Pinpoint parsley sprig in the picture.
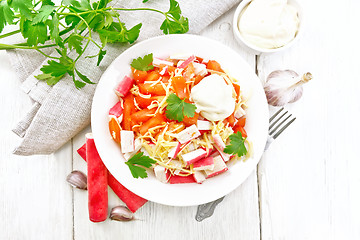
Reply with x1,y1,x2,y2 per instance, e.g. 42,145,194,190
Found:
165,93,196,122
224,132,248,157
125,152,157,179
0,0,189,89
131,53,154,71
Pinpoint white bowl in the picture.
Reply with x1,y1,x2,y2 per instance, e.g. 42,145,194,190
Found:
91,34,269,206
232,0,303,54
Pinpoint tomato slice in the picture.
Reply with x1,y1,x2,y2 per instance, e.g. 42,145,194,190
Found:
139,113,166,135
233,117,247,137
172,76,188,99
121,93,136,130
139,83,166,95
108,116,121,143
206,60,224,73
146,71,161,82
131,108,156,124
131,67,148,84
182,112,199,127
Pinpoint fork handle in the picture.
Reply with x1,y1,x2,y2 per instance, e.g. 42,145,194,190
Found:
195,196,225,221
264,137,273,151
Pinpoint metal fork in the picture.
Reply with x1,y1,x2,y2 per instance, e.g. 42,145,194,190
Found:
195,107,296,222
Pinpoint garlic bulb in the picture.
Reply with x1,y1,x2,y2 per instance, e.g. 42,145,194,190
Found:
66,170,87,190
264,70,313,106
109,206,135,221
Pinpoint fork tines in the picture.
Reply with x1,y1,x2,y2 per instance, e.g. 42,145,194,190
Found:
268,107,296,139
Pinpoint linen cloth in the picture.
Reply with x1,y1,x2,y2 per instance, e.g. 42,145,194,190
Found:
8,0,241,155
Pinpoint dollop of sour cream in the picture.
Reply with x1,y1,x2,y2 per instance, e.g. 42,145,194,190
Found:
190,74,235,121
238,0,299,49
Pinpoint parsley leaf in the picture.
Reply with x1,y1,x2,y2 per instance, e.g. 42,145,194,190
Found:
160,16,188,34
92,0,110,9
32,5,56,24
125,152,157,179
0,1,15,33
40,60,70,77
223,132,248,157
168,0,181,19
97,49,106,66
160,0,188,34
35,73,62,86
125,23,142,43
165,93,196,122
41,0,55,6
130,53,154,71
75,68,95,84
67,34,83,54
97,22,141,44
103,12,113,28
20,19,48,46
49,13,63,47
9,0,33,19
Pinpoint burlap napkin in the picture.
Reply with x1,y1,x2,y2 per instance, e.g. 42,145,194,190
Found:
9,0,241,155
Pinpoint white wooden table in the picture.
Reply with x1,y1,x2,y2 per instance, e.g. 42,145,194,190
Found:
1,0,360,239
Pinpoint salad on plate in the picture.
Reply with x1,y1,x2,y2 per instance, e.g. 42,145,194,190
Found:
108,53,252,184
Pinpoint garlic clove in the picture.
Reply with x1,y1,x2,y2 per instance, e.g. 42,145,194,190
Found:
66,170,87,190
110,206,135,222
264,70,312,106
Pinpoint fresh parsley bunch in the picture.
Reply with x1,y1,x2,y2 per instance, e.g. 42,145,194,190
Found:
0,0,189,88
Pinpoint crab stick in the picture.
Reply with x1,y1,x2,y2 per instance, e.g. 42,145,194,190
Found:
197,120,212,131
86,133,108,222
214,145,232,162
213,134,226,151
193,171,207,184
193,156,214,171
109,101,124,122
193,62,208,76
234,106,246,119
176,124,201,144
114,76,134,97
153,165,169,183
181,148,207,166
168,142,182,159
120,130,135,153
152,57,174,67
123,138,142,160
205,155,228,178
169,174,196,184
77,143,147,213
178,55,196,69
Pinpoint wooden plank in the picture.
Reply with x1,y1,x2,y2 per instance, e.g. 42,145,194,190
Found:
0,51,73,239
72,7,260,240
257,0,360,239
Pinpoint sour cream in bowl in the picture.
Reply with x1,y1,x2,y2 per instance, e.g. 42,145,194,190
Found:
232,0,303,54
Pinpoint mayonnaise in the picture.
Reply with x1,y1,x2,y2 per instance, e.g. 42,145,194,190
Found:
238,0,299,49
190,74,235,121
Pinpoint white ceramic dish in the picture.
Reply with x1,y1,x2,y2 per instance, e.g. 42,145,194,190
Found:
232,0,303,54
91,34,268,206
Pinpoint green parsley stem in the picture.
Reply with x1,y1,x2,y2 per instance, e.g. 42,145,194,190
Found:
86,37,102,49
111,7,165,15
73,14,92,62
0,30,21,40
34,48,59,60
0,43,56,50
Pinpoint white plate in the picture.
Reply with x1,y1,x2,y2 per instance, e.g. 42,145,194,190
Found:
91,34,268,206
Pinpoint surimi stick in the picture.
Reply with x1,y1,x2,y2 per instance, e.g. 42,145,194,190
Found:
86,133,108,222
77,143,147,213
